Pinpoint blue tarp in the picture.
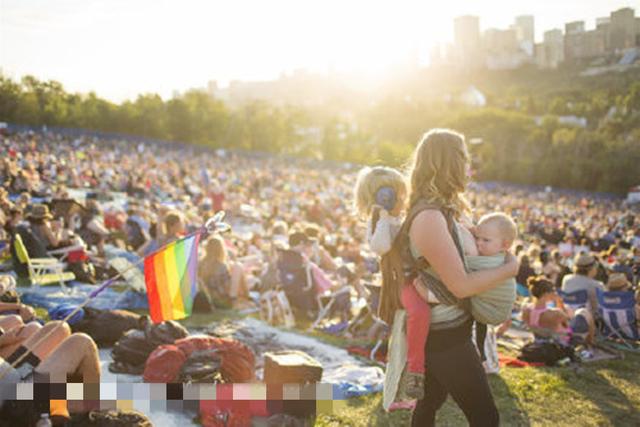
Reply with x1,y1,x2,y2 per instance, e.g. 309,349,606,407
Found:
20,282,148,312
332,381,383,399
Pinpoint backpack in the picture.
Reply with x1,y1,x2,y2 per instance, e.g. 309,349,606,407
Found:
109,319,189,374
518,340,576,366
377,200,462,325
175,336,256,383
180,348,223,383
142,344,187,383
72,307,142,347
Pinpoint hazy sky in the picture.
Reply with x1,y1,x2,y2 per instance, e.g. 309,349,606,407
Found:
2,0,639,102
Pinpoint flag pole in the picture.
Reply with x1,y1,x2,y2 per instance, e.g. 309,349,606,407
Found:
0,212,230,380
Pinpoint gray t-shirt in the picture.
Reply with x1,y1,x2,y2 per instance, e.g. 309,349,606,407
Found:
561,273,605,312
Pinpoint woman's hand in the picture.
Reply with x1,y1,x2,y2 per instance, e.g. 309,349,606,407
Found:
504,252,519,277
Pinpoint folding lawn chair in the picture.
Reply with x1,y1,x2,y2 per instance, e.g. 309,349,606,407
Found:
346,282,388,360
13,233,76,287
276,249,317,318
311,286,351,330
595,289,640,351
259,289,295,328
558,289,589,311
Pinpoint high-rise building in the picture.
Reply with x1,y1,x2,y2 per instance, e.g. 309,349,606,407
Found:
454,15,482,67
610,7,636,50
537,29,564,68
596,17,612,50
564,21,586,60
484,28,524,69
514,15,535,43
514,15,535,56
565,21,585,35
584,29,607,58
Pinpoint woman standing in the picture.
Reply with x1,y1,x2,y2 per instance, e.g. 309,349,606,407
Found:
404,129,518,426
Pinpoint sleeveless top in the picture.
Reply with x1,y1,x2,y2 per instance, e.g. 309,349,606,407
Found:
402,200,471,330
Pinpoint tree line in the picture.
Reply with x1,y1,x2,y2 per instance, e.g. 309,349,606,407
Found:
1,70,639,194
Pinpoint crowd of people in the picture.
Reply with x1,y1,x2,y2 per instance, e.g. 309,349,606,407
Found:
0,128,639,425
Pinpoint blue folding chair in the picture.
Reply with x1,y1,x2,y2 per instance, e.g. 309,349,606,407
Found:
558,289,589,311
596,289,640,349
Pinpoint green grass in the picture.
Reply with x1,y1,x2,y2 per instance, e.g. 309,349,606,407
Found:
80,306,636,426
314,351,640,426
178,311,640,426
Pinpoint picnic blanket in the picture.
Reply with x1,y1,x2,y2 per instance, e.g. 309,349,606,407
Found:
204,317,385,395
20,282,148,312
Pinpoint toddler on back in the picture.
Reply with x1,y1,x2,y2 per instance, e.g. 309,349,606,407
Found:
354,166,429,400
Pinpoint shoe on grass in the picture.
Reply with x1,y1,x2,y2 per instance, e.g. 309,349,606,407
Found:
402,371,425,400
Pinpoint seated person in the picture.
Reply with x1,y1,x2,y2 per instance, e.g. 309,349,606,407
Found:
304,224,337,272
138,209,185,256
0,301,36,323
561,253,606,317
1,319,100,423
79,200,110,257
606,272,632,293
198,235,232,308
25,204,73,251
0,275,17,301
278,232,319,319
0,319,100,384
0,314,41,359
522,276,595,346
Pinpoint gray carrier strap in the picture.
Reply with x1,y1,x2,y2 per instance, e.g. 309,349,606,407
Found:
404,199,469,308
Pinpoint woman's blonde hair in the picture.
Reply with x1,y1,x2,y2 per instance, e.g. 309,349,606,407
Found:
204,235,227,263
406,129,470,218
353,166,406,219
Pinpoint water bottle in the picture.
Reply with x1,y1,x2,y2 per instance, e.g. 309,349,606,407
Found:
35,414,52,427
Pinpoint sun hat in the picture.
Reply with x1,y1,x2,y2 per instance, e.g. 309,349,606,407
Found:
606,273,631,292
26,203,53,220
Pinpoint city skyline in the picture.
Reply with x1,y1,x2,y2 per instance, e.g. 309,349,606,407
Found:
2,0,639,103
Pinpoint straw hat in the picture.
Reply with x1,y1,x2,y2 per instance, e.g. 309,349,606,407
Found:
606,273,631,292
26,203,53,220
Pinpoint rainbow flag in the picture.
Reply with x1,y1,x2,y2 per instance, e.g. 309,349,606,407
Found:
144,234,201,323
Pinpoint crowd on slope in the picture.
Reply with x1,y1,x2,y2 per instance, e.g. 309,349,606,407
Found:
0,129,639,424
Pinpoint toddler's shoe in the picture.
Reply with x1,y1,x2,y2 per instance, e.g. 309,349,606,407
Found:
402,371,425,400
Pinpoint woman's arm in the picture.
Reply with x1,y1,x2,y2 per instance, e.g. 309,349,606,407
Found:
522,306,531,326
0,302,35,321
87,218,109,237
42,223,61,248
410,209,517,299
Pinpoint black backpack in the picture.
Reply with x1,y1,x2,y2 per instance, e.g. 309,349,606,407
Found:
518,340,576,366
72,308,142,347
110,319,189,374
